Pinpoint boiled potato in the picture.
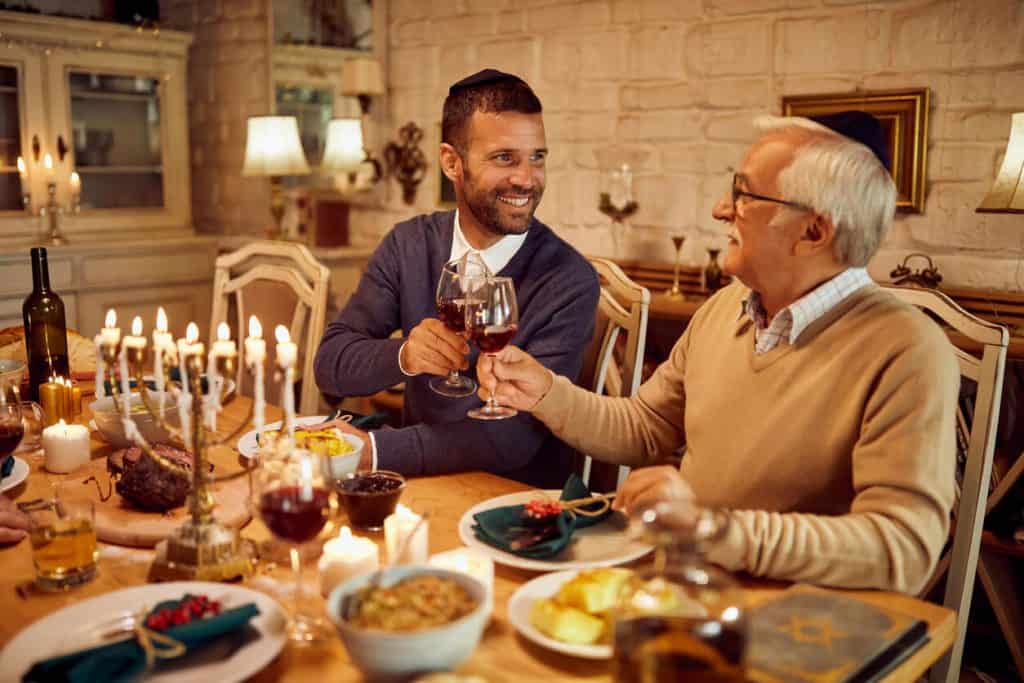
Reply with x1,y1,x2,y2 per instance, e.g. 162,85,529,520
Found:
529,598,605,645
556,568,635,615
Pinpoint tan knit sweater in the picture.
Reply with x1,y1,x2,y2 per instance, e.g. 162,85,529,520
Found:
535,282,959,594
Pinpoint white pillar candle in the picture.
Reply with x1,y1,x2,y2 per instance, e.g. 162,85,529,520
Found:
245,316,266,434
176,322,202,451
318,526,380,597
275,325,297,439
93,335,106,399
118,347,133,426
42,419,90,473
153,307,174,415
384,504,429,565
428,548,495,610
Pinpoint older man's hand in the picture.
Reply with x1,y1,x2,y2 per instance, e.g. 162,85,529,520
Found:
476,345,553,411
611,466,696,516
401,318,470,376
0,495,30,544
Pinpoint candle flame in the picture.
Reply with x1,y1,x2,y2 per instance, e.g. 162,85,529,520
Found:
186,322,199,344
248,316,262,339
156,307,168,333
339,526,352,541
69,171,80,188
105,309,117,328
57,418,66,427
217,322,230,341
131,316,142,336
274,325,290,344
17,157,25,174
43,153,53,170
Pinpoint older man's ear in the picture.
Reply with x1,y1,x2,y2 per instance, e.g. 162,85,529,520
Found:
794,213,837,258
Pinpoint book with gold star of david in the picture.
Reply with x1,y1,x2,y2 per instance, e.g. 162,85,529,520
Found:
748,585,929,683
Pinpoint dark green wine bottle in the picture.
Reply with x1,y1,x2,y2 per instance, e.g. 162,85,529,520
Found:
22,247,70,401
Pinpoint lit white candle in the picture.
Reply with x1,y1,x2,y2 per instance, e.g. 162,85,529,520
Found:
275,325,297,438
176,323,202,451
245,316,266,434
42,153,54,182
69,171,81,195
318,526,380,597
122,316,146,350
153,307,174,415
429,547,494,609
118,346,132,422
384,504,429,565
17,156,27,181
93,335,106,399
212,321,236,358
41,419,90,473
100,309,120,348
204,322,233,431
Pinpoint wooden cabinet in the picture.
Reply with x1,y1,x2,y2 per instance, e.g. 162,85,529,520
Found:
0,11,193,243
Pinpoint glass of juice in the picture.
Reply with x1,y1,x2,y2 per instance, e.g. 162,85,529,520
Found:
27,488,98,591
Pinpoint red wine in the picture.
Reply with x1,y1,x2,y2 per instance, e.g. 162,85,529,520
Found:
22,248,70,401
437,298,467,333
471,324,517,354
259,485,330,543
0,423,24,459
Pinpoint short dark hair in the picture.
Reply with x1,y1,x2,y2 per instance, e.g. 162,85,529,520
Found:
442,78,542,154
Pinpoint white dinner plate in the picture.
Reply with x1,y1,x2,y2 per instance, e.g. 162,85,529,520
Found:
0,581,287,682
236,415,331,459
0,456,28,493
508,569,612,659
457,490,652,572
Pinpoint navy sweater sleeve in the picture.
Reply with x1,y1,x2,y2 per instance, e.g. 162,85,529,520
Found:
314,229,407,397
374,266,599,477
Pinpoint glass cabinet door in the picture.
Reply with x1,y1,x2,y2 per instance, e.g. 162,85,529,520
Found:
68,71,164,209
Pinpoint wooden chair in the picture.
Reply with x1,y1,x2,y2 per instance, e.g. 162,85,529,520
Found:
578,257,651,491
883,285,1009,683
210,240,330,416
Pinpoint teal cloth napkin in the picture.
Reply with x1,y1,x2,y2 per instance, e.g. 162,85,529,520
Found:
472,474,612,559
1,454,13,479
22,598,260,683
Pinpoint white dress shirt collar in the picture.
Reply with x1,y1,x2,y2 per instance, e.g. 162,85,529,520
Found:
449,209,528,275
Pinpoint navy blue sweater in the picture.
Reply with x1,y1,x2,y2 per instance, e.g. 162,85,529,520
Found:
314,211,599,488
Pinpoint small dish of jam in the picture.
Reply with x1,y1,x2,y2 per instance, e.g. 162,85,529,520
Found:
337,470,406,530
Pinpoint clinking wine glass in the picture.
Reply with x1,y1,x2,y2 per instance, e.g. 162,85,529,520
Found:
0,381,24,469
255,448,335,643
430,253,490,398
466,276,519,420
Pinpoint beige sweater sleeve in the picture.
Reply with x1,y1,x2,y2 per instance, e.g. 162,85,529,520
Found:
533,324,692,467
706,338,959,595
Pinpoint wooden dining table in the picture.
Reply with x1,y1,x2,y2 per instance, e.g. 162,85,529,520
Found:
0,395,955,682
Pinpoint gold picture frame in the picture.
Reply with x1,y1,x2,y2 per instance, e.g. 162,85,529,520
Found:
782,88,929,213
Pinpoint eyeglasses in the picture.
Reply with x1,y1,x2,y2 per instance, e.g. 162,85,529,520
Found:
731,173,813,216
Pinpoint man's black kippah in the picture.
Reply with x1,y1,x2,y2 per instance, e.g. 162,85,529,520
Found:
448,68,526,96
810,110,891,170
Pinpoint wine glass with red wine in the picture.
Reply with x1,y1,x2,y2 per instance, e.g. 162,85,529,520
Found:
255,448,333,643
466,276,519,420
0,382,24,475
429,253,489,398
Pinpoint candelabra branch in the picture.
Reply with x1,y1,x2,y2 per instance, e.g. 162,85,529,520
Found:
134,357,188,449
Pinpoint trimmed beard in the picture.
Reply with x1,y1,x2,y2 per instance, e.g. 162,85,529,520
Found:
461,163,543,237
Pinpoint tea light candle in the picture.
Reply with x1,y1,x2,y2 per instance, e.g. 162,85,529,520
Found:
318,526,380,597
42,419,90,473
384,504,429,565
429,548,494,608
275,325,297,439
245,316,266,434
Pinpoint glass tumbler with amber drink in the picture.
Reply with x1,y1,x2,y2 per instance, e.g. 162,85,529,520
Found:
613,505,747,683
26,486,98,591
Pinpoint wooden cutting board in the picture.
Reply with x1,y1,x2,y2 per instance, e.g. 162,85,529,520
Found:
63,445,252,548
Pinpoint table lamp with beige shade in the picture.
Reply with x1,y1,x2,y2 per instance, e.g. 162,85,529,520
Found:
341,56,385,115
242,116,311,240
977,112,1024,214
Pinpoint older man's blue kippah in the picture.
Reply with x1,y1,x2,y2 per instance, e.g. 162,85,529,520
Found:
448,68,526,96
811,110,891,171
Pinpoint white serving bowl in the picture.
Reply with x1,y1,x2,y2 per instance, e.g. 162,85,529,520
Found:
327,566,491,680
89,392,180,448
322,433,364,480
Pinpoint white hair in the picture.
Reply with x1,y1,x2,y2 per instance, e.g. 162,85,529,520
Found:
753,115,897,267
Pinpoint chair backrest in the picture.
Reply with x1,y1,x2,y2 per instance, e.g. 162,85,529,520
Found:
580,257,651,491
883,285,1008,683
210,240,331,416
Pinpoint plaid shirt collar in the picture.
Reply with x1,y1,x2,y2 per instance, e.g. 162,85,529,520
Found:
743,268,873,354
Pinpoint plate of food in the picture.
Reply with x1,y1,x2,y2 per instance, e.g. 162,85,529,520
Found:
0,456,28,493
236,416,356,460
457,490,652,572
508,568,639,659
0,581,287,682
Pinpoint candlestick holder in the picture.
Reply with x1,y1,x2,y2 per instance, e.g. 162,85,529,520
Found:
38,181,68,246
666,234,686,299
102,339,259,582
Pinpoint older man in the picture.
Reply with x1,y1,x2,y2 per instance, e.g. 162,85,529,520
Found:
479,113,959,594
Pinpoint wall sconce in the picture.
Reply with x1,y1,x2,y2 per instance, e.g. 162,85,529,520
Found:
977,112,1024,213
384,122,427,206
341,57,384,116
241,116,311,240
